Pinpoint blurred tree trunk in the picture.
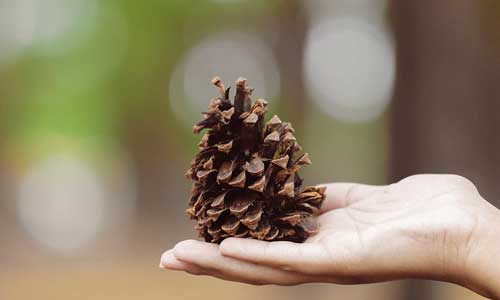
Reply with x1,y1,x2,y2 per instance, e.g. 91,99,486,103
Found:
390,0,500,299
273,0,308,129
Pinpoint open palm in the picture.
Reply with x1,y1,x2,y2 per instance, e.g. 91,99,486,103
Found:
161,174,494,292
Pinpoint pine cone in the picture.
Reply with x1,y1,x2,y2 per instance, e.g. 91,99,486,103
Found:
186,76,326,243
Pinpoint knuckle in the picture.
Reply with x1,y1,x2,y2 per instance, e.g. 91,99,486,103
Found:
385,183,397,193
443,175,477,191
345,184,364,206
277,264,295,272
186,267,204,275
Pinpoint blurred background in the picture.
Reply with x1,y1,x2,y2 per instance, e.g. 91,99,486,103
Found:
1,0,499,299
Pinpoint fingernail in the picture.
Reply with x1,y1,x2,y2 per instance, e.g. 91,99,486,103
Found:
160,250,187,270
159,250,171,269
173,240,197,259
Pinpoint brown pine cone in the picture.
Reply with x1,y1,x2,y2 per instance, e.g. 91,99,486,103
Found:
185,76,326,243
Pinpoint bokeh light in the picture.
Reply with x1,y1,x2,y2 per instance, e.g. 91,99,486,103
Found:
15,142,137,255
0,0,99,64
17,154,106,254
169,31,280,127
303,3,395,123
0,0,36,64
303,0,396,123
32,0,101,57
32,0,89,46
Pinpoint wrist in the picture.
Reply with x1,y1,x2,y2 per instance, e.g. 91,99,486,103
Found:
461,200,500,299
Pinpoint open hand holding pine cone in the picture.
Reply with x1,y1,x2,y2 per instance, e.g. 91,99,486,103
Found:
185,76,326,243
165,80,500,298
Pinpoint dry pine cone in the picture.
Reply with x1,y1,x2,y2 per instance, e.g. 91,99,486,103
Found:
186,76,326,243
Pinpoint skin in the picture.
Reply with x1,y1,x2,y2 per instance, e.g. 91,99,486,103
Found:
160,174,500,299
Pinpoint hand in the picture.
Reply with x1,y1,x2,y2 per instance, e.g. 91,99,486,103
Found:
160,175,500,299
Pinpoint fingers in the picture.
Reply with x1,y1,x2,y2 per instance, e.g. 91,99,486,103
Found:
160,240,316,285
219,238,331,274
319,183,388,213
